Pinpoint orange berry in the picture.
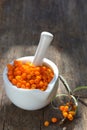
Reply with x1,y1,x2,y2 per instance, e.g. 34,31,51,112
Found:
15,76,21,81
16,82,21,88
27,75,31,80
69,111,76,116
62,111,68,118
8,75,13,81
36,75,41,81
31,84,36,89
34,78,40,84
51,117,58,123
26,82,30,88
64,105,69,112
34,71,40,76
44,121,50,127
29,79,34,84
67,113,73,121
39,81,44,87
7,60,54,91
12,79,17,85
42,66,47,71
59,105,65,111
35,67,40,71
7,64,14,71
15,70,21,75
21,84,26,88
44,82,48,87
22,80,26,85
21,73,27,79
8,70,13,76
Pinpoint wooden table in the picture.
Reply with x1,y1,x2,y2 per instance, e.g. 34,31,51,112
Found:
0,0,87,130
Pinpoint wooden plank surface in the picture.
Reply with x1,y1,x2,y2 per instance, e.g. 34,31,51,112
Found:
0,0,87,130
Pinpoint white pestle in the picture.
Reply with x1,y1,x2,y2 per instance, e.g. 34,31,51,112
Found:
33,31,53,66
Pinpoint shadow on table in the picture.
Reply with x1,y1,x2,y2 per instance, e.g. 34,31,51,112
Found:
0,100,81,130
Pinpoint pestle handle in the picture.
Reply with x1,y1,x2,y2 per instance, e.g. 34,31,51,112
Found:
33,31,53,66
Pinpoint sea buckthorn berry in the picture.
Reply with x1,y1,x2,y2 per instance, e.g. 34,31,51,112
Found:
7,64,14,71
15,70,21,75
42,66,47,71
51,117,58,123
26,82,30,88
27,75,31,80
64,105,69,112
59,105,65,111
7,60,54,90
29,79,35,84
62,111,68,118
67,113,73,121
16,82,21,88
8,75,13,81
44,121,50,127
12,79,17,85
69,111,76,116
31,84,36,89
21,84,26,88
34,71,40,76
36,75,41,81
15,75,21,80
34,78,40,84
39,81,44,87
22,80,26,85
7,70,13,76
35,67,40,71
21,73,27,79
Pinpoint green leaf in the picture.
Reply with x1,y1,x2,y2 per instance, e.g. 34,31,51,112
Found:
73,86,87,93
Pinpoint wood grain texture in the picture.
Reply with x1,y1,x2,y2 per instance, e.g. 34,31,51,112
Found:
0,0,87,130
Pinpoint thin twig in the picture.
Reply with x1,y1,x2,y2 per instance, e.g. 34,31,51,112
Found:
78,98,87,107
59,75,72,95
